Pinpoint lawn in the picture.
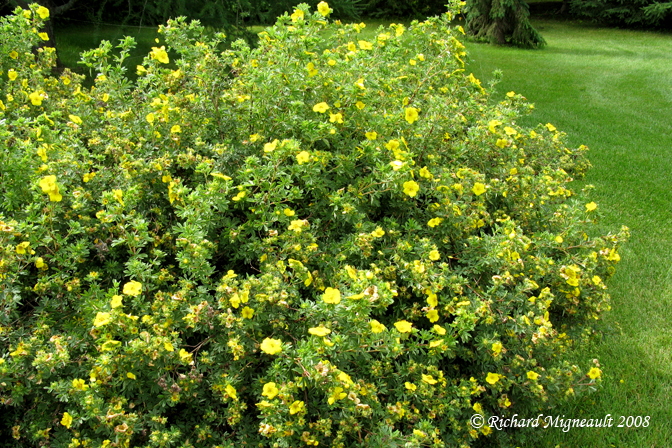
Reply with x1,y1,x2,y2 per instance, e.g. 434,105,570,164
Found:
50,16,672,447
463,19,672,447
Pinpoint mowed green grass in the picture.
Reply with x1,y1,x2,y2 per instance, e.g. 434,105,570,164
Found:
52,17,672,447
464,20,672,447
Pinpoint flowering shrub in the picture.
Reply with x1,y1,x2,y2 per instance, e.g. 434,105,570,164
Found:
0,3,627,448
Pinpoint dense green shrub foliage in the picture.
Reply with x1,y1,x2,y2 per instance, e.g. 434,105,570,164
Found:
361,0,449,19
464,0,546,48
1,2,627,447
570,0,672,28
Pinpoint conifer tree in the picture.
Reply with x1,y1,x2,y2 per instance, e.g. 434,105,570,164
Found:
465,0,546,48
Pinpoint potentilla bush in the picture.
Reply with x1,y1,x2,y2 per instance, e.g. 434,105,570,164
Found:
0,2,628,448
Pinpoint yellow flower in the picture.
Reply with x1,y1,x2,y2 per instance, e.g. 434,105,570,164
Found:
289,400,304,414
37,5,50,19
506,91,515,97
496,138,508,149
288,219,306,232
472,182,486,196
404,107,419,124
15,241,30,254
385,139,399,151
586,202,597,211
429,340,442,348
29,90,45,106
555,235,564,243
371,227,385,238
358,40,372,50
101,340,121,351
9,342,28,357
433,324,446,335
354,78,365,90
317,1,330,16
328,58,336,66
93,312,111,327
229,293,241,308
171,125,181,134
308,326,331,337
151,46,169,64
355,101,365,110
322,287,341,304
123,280,142,296
264,138,278,152
486,372,501,385
545,123,557,132
473,402,482,413
488,120,501,133
409,59,416,66
68,114,82,125
313,102,329,113
113,189,123,205
427,217,443,228
225,384,238,400
38,32,49,41
403,180,419,198
306,62,318,77
365,131,377,140
328,386,347,404
588,367,601,379
329,112,343,124
241,306,254,319
504,126,517,136
405,382,417,391
164,342,174,352
110,295,123,308
136,65,147,75
35,257,46,269
146,113,154,124
394,320,413,333
492,342,502,356
262,382,279,399
422,374,437,385
7,69,17,81
72,378,88,391
429,250,440,261
39,175,62,202
168,181,178,203
370,319,385,333
419,166,432,179
61,412,73,429
291,8,304,22
260,338,282,355
292,150,309,168
179,348,193,363
527,371,539,380
127,372,136,380
390,160,403,171
426,309,439,323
